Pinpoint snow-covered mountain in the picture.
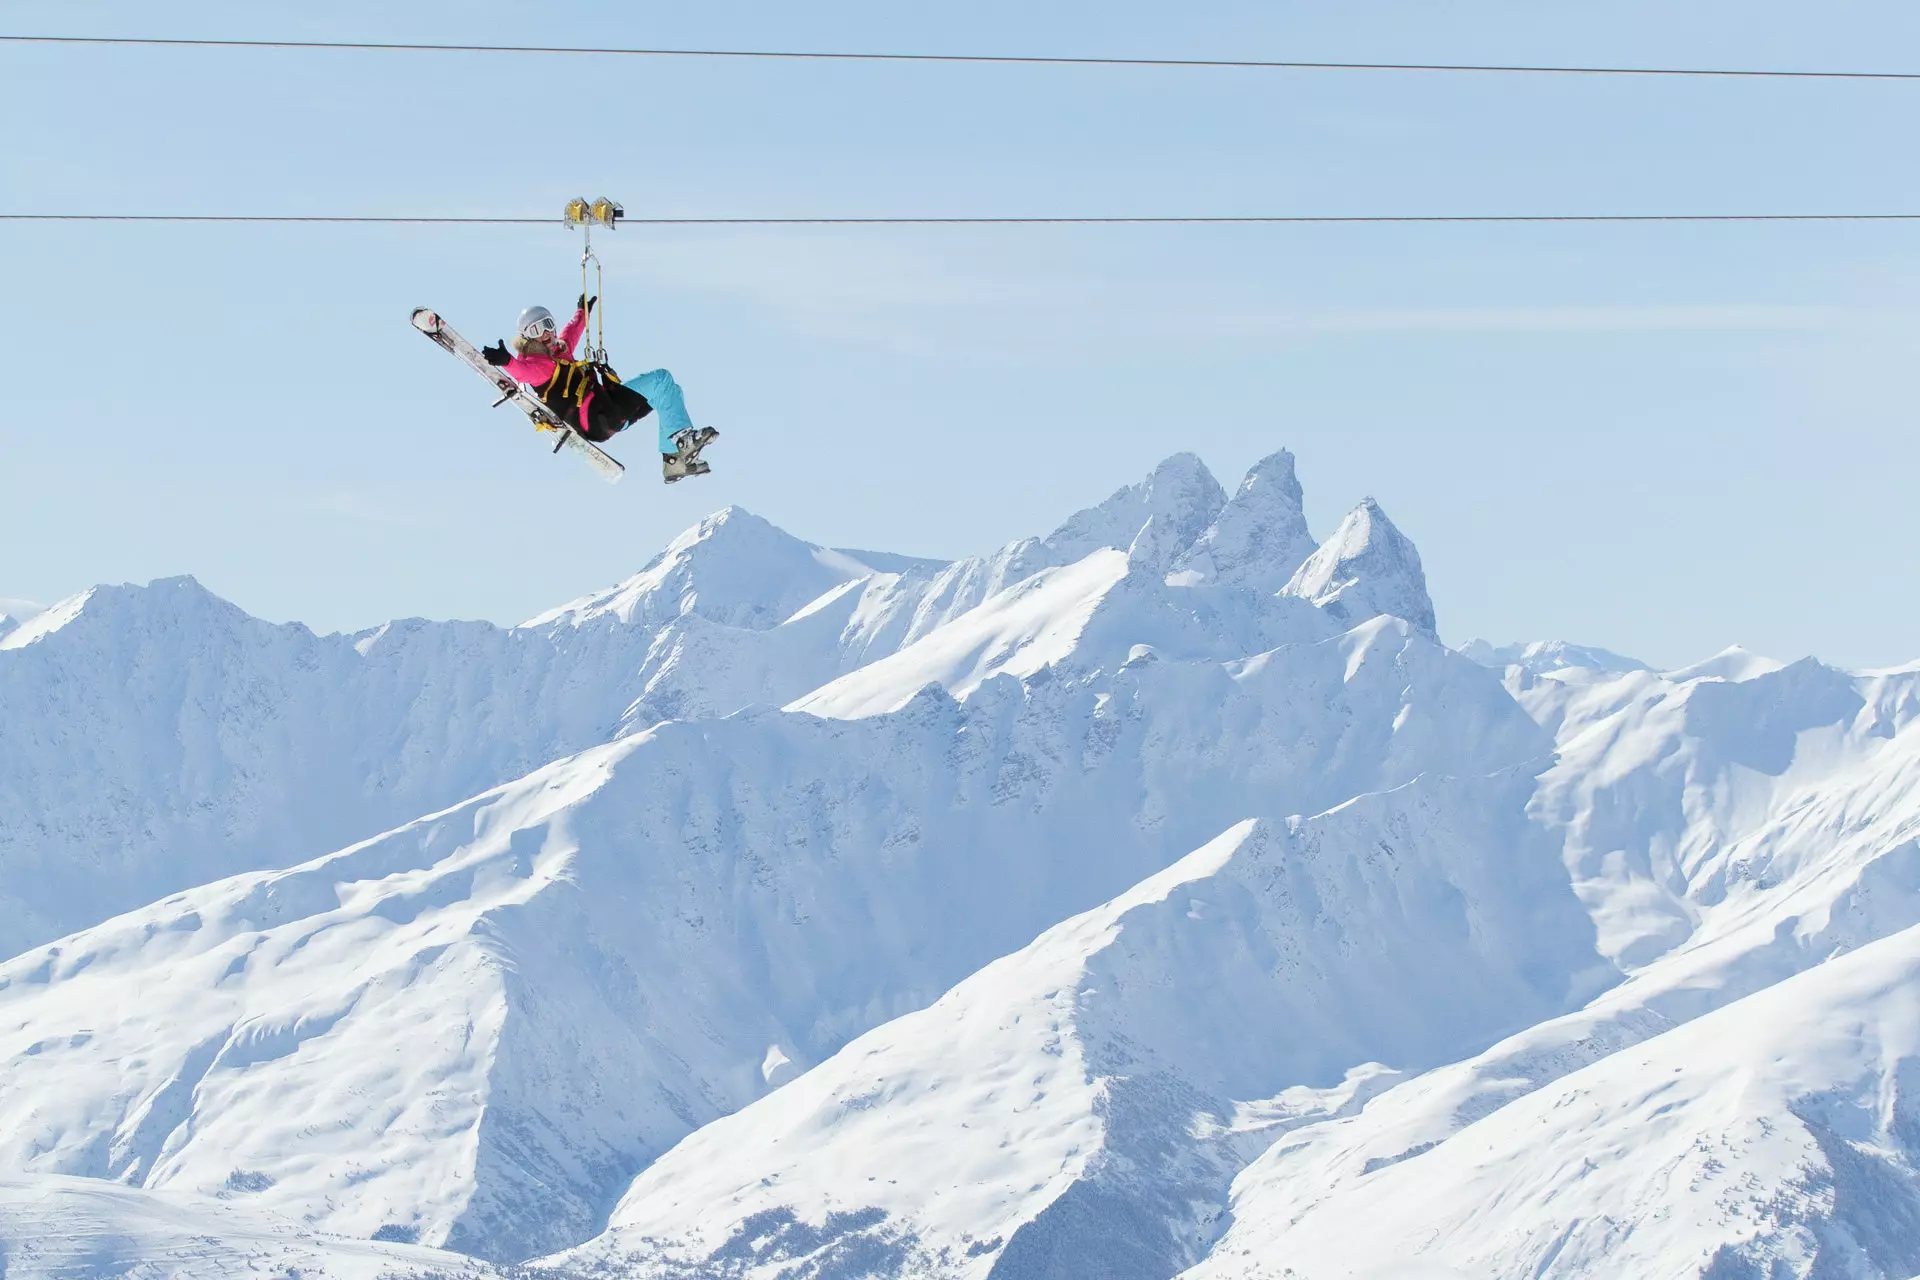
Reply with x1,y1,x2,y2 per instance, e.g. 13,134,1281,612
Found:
1189,918,1920,1279
0,516,904,956
3,448,1917,1279
0,455,1234,958
0,1175,508,1279
1281,496,1436,638
557,778,1605,1280
0,595,42,643
0,611,1537,1260
1456,636,1649,676
1173,649,1920,1280
1168,449,1316,593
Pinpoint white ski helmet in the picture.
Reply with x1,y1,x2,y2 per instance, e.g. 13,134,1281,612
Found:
517,305,557,341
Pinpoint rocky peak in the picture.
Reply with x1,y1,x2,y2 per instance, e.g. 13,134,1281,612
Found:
1042,453,1227,566
1281,498,1437,637
1170,449,1317,593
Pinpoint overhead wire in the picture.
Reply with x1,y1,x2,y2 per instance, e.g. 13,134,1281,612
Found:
8,36,1917,234
4,213,1920,226
4,32,1920,83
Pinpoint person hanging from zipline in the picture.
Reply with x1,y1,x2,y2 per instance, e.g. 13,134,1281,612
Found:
481,295,716,481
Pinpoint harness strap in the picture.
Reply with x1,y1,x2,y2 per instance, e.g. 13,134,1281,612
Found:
538,357,617,409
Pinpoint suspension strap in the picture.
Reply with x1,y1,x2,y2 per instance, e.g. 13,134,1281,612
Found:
563,196,623,365
580,239,594,358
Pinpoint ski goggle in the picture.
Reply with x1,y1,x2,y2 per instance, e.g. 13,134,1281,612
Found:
520,313,558,340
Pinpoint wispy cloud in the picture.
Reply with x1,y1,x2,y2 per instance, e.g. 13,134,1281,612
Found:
1182,303,1845,336
620,231,1089,352
606,230,1866,364
304,491,438,529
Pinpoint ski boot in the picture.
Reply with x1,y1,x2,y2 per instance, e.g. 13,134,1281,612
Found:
661,427,718,483
662,452,712,484
673,426,718,463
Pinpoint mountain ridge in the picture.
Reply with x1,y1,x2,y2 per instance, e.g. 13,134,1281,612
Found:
3,449,1916,1279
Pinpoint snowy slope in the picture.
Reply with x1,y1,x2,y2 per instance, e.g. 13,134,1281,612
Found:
1163,654,1920,1279
0,595,1534,1262
561,647,1920,1280
0,1174,507,1279
791,547,1337,723
0,595,42,643
790,549,1138,718
875,452,1237,649
1517,654,1920,970
557,773,1606,1280
1457,636,1649,676
1187,920,1920,1280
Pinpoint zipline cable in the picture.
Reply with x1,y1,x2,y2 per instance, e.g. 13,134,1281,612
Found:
4,33,1920,83
5,213,1920,226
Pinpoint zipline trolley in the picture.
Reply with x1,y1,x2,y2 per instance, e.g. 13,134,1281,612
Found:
563,197,623,362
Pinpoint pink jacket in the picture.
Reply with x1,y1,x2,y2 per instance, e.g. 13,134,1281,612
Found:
503,306,588,388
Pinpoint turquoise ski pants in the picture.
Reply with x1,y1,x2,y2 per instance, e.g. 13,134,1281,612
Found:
624,368,694,453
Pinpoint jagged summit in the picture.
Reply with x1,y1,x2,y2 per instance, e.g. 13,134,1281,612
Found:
877,452,1232,648
1170,448,1317,593
1282,497,1438,638
1040,451,1227,566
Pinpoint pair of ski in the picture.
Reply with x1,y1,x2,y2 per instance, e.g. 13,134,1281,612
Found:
410,308,716,485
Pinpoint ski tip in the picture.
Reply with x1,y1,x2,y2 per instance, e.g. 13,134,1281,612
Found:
410,308,442,334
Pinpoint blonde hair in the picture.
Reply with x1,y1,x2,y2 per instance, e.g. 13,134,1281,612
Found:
511,333,555,357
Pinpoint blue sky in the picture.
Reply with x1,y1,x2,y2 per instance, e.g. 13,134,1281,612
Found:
4,0,1918,667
